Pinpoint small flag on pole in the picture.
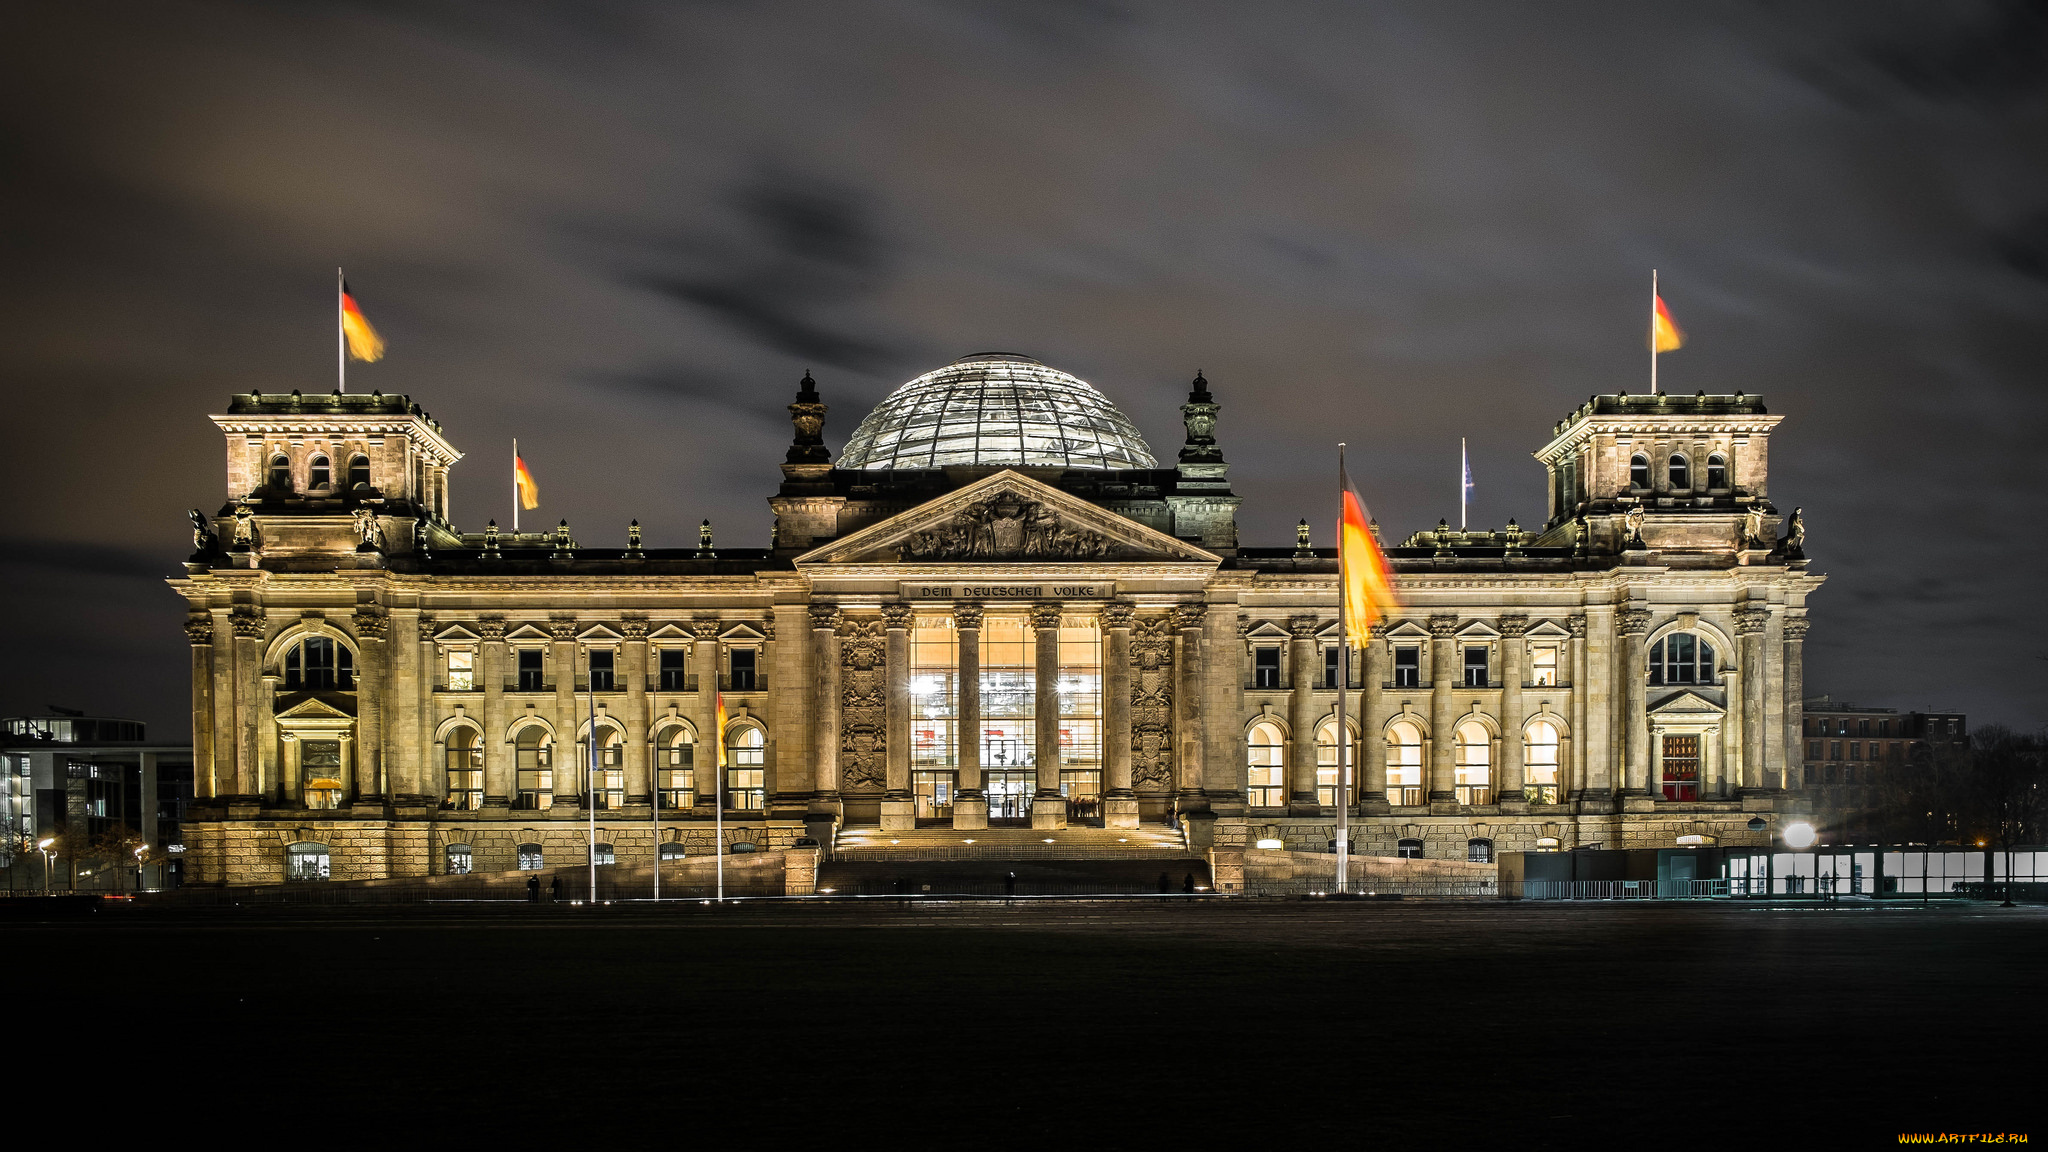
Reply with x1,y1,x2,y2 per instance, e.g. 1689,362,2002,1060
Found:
1651,293,1684,353
340,280,385,362
514,453,540,510
1339,460,1398,648
715,693,728,768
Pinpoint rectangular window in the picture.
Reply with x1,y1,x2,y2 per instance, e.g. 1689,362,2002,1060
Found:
302,740,344,810
981,615,1036,794
1254,646,1281,689
1849,741,1861,760
593,767,624,809
659,649,688,691
1323,645,1340,689
1879,719,1891,737
1829,741,1841,760
446,650,473,691
1808,741,1822,760
730,648,757,691
1529,644,1558,687
588,649,614,692
446,740,482,810
1393,646,1420,688
518,648,544,692
1857,719,1869,737
1660,734,1699,801
1463,646,1488,688
911,616,957,775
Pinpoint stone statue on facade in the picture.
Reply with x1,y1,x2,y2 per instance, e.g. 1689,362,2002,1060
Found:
188,509,218,555
353,506,384,551
901,494,1114,561
1785,507,1805,556
1740,506,1765,550
1624,506,1646,548
230,503,256,550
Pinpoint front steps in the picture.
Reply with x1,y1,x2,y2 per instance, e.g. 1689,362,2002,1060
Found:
821,824,1208,895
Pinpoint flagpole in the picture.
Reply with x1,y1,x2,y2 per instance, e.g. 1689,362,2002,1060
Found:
337,268,346,394
651,744,661,903
715,695,725,903
1335,443,1350,895
512,439,519,534
1460,438,1468,530
586,643,598,904
1651,269,1659,396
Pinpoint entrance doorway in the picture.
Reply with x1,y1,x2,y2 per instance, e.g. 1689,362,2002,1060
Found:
913,770,955,824
1060,769,1102,825
985,769,1034,823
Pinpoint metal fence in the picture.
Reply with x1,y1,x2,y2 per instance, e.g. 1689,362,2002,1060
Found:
137,879,803,905
1236,879,1500,899
1516,879,1730,900
834,845,1195,863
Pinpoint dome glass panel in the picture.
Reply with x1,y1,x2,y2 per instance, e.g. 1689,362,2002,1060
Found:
837,354,1157,471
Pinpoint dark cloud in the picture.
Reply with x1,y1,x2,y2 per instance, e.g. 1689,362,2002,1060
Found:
0,0,2043,730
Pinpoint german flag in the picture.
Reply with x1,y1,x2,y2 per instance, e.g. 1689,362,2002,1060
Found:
1651,293,1684,353
1340,460,1397,648
715,693,728,770
341,280,385,362
514,453,540,510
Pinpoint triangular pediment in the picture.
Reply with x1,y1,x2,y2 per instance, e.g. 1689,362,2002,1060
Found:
647,623,695,641
575,623,624,644
277,696,355,720
503,623,554,642
432,623,481,644
1649,690,1725,716
1525,621,1570,640
795,470,1221,566
1383,620,1431,641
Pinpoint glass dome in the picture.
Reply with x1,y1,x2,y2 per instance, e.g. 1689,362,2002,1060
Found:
837,353,1157,471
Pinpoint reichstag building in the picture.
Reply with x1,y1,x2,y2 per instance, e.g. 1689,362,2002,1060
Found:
170,352,1821,886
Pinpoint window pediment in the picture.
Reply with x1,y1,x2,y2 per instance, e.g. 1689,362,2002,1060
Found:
502,623,554,642
432,623,481,644
1648,690,1725,717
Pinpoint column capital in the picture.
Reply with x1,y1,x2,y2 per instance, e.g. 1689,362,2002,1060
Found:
1497,614,1529,638
1287,614,1319,640
1782,617,1809,642
952,601,985,630
1617,608,1653,637
230,609,266,640
1099,600,1134,629
1173,603,1207,631
352,609,389,641
184,614,213,645
477,615,506,641
882,602,915,630
620,616,648,640
1369,620,1390,641
1427,613,1459,640
690,618,722,641
809,602,841,631
548,616,578,641
1566,614,1588,638
1030,603,1063,633
1735,605,1769,635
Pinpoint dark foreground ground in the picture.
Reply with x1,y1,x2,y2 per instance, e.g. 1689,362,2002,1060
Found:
12,898,2042,1147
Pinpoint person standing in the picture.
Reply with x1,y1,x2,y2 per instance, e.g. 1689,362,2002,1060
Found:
527,874,540,904
549,874,562,904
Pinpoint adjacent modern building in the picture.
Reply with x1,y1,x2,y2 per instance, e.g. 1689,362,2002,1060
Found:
1798,696,1968,841
167,352,1822,888
2,712,194,890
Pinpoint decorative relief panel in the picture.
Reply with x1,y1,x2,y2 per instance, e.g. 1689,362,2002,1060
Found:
1131,615,1175,790
900,494,1117,561
838,617,886,792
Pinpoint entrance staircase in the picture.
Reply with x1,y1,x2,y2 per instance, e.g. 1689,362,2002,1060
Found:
821,825,1210,896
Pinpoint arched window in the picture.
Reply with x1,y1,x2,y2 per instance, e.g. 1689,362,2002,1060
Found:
283,636,354,691
1629,454,1650,490
1648,633,1717,686
1668,454,1690,491
1524,720,1561,804
657,724,696,808
515,727,554,810
725,725,765,810
591,842,616,867
1396,838,1423,860
347,455,371,490
269,455,292,491
445,727,482,810
1467,838,1494,864
585,724,625,809
658,842,686,862
516,843,545,870
445,843,473,875
1706,454,1727,490
1386,720,1423,806
1454,721,1492,805
1246,720,1285,807
285,841,330,881
1315,718,1353,808
309,455,331,489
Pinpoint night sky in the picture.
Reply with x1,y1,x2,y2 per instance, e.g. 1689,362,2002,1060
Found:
3,2,2044,734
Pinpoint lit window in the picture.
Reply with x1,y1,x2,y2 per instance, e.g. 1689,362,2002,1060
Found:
1397,838,1423,859
591,842,616,867
1386,720,1423,806
1246,721,1285,807
1467,839,1493,864
1392,646,1420,688
446,649,473,691
658,725,695,807
658,842,686,862
517,843,545,870
285,841,330,881
1668,454,1690,491
302,740,344,809
309,455,330,489
445,728,482,810
1661,734,1699,800
1314,718,1352,807
515,728,553,809
1629,454,1650,489
1524,720,1560,804
445,844,472,875
1454,721,1492,805
284,636,354,691
586,727,624,808
1529,643,1558,687
725,725,765,810
1648,633,1715,686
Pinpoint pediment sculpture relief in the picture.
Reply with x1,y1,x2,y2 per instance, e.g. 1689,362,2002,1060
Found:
899,493,1116,561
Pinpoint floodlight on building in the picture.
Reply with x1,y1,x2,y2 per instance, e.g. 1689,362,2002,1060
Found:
1255,838,1284,849
37,838,52,849
1042,838,1055,843
1782,822,1817,849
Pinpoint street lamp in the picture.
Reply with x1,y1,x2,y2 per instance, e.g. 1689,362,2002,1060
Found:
36,837,54,895
134,844,148,894
1783,821,1818,900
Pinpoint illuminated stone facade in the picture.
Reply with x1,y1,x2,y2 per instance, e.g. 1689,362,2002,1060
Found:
169,355,1821,887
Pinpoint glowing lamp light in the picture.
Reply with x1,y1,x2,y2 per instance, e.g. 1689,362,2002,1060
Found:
1782,821,1817,849
1254,838,1284,849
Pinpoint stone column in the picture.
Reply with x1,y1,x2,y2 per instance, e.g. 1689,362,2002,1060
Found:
1737,606,1767,793
692,620,721,809
1175,604,1208,805
1197,605,1237,809
622,619,651,806
952,603,988,830
230,611,265,804
1618,608,1652,800
479,618,511,808
1719,661,1742,799
1427,614,1457,806
1030,603,1067,830
880,603,916,830
257,674,280,803
550,618,582,812
1360,624,1388,810
353,611,388,807
1287,615,1320,813
386,607,420,805
1100,601,1137,829
186,614,216,800
1498,615,1528,806
809,604,842,815
1782,616,1808,794
1581,606,1615,802
1567,614,1589,798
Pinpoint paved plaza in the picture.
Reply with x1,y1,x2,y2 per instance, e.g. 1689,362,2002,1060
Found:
16,899,2041,1145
